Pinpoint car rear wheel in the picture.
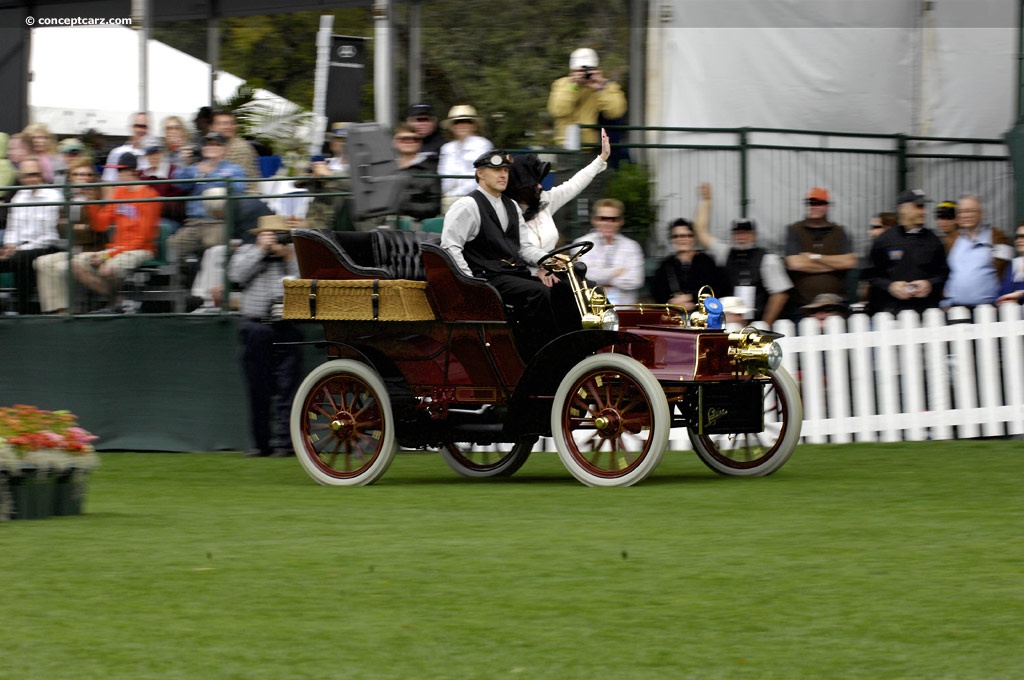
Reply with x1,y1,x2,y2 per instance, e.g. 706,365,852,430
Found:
440,436,538,478
290,359,397,486
688,366,802,476
552,354,669,487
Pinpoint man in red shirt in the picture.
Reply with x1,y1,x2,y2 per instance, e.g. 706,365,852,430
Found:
72,152,161,312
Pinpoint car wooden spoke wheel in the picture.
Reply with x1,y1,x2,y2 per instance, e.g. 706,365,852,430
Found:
290,360,397,486
688,366,802,476
440,436,538,478
552,354,669,486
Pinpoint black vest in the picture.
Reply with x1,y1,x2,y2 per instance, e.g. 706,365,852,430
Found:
464,190,527,279
725,247,767,315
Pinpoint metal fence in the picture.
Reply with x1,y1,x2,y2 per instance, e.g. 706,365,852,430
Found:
585,126,1014,259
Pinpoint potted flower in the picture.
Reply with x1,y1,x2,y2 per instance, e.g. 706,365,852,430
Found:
0,405,100,520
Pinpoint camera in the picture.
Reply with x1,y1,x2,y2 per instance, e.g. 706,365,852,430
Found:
582,66,595,81
188,143,203,164
275,231,293,245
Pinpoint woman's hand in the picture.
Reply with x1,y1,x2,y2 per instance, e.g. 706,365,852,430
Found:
599,128,611,162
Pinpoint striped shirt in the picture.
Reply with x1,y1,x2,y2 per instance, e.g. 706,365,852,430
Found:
4,188,62,250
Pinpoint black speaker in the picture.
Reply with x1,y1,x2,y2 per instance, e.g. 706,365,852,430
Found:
345,122,409,219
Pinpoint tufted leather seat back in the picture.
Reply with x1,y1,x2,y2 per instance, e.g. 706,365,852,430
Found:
371,229,440,281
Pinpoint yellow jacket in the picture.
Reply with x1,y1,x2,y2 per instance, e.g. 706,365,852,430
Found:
547,77,627,147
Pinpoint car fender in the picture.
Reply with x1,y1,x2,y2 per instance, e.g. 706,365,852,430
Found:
505,330,652,434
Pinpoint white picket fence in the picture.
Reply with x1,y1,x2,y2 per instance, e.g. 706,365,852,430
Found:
770,304,1024,444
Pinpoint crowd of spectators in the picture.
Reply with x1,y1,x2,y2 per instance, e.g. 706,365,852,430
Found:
1,93,1019,324
645,184,1021,327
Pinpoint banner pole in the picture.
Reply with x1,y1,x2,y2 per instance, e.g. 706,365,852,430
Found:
311,15,334,157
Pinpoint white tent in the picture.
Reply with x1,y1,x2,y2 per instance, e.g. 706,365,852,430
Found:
647,0,1019,249
28,26,283,138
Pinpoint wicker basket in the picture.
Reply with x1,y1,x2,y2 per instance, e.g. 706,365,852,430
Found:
282,278,436,321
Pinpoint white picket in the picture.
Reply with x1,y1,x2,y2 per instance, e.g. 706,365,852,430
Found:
922,308,953,441
998,303,1024,436
898,310,928,441
847,312,878,442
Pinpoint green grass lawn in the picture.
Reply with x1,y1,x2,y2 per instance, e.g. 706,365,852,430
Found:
2,441,1022,679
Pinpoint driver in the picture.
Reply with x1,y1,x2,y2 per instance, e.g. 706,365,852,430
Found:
440,150,571,358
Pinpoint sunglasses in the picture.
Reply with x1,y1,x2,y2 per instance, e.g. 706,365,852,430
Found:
671,233,695,239
20,171,42,178
805,199,829,206
452,119,475,125
133,123,149,129
1015,233,1024,239
412,116,433,122
395,135,420,142
595,215,621,222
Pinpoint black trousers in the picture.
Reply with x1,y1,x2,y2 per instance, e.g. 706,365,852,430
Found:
239,319,304,453
486,272,568,359
0,247,59,314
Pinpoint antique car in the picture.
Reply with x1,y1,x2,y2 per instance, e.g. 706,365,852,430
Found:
284,228,802,487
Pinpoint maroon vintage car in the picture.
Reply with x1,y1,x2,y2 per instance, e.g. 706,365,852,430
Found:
284,229,801,487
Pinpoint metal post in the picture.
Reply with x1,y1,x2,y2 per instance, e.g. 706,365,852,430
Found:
311,15,334,156
208,15,220,105
739,128,749,217
373,0,394,128
132,0,150,113
409,0,422,105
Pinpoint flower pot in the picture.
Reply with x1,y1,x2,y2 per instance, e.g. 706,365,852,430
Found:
53,468,88,516
9,467,54,520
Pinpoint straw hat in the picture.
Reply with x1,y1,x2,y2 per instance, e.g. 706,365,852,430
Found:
250,214,293,234
442,104,482,130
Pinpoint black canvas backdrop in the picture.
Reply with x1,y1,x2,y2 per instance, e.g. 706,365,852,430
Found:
0,316,324,452
325,35,369,125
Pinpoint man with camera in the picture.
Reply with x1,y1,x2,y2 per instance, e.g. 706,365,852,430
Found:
228,214,302,458
547,48,627,148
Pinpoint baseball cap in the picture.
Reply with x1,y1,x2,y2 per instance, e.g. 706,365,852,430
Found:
105,152,138,170
805,187,830,203
570,48,599,70
935,200,956,218
897,189,930,207
473,150,513,169
328,122,349,138
731,217,756,231
58,138,84,154
408,103,435,118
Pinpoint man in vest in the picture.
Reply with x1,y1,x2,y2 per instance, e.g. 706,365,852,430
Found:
441,150,561,358
692,183,792,326
783,187,857,317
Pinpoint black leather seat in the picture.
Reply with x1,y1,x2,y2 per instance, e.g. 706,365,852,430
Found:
371,230,440,281
292,229,388,280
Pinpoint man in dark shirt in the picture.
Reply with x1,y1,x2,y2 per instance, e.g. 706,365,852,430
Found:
784,187,857,316
868,189,949,314
407,103,445,162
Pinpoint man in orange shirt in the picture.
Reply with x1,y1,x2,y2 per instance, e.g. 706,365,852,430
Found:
72,152,161,312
